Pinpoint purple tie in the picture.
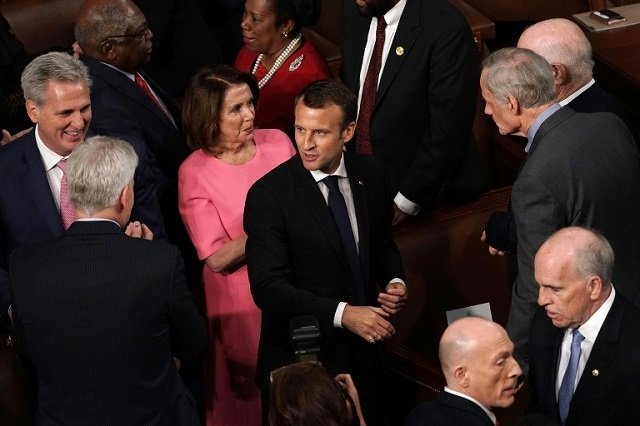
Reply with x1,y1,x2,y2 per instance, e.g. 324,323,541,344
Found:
57,159,75,230
356,16,386,155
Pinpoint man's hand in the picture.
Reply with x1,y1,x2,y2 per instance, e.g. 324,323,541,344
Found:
378,281,407,315
392,204,410,226
481,230,505,256
342,305,395,344
125,221,153,240
1,127,32,146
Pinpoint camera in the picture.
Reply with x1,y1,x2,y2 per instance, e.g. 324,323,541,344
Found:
289,316,321,362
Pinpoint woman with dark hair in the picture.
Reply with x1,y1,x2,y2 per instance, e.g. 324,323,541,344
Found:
235,0,332,140
178,64,295,425
269,362,366,426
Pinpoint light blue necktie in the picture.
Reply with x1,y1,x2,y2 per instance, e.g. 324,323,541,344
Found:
558,329,585,424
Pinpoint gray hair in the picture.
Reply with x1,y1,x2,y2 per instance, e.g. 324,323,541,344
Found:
67,135,138,216
482,47,555,108
573,228,615,287
21,52,92,106
74,1,131,56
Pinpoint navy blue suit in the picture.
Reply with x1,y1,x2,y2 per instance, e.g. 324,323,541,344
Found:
0,129,163,322
405,392,494,426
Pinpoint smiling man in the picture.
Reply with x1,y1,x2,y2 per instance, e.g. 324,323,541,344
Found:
0,52,160,333
244,79,406,425
529,227,640,425
406,317,522,426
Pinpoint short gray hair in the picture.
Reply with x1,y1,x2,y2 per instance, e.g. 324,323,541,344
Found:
74,0,130,56
482,47,555,108
573,228,615,287
21,52,92,106
67,135,138,216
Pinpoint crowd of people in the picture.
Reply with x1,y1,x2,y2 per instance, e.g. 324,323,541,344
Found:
1,0,639,425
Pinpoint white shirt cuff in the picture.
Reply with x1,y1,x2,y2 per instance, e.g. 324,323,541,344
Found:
334,302,347,328
394,192,421,216
388,278,406,288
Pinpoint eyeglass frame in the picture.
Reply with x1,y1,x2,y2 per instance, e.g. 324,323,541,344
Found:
100,26,151,45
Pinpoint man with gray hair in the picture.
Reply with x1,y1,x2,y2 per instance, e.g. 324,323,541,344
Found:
9,135,205,425
0,51,163,333
480,47,640,369
529,227,640,425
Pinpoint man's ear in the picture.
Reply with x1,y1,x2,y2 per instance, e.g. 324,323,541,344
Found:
342,121,356,145
25,99,39,124
454,365,470,388
588,275,605,301
506,95,521,116
551,63,568,85
119,184,131,211
100,40,117,60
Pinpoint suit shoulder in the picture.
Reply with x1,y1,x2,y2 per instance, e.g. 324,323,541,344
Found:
250,155,297,190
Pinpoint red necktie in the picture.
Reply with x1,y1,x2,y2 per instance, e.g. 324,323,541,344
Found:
57,159,75,230
134,72,170,119
356,16,386,155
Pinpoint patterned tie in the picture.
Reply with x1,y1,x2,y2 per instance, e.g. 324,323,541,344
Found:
558,329,585,424
355,16,386,155
57,159,75,230
323,176,367,305
134,72,171,120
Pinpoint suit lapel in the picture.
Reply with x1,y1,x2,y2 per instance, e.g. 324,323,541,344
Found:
290,158,351,273
343,6,370,91
568,297,624,424
375,0,418,109
528,106,576,156
22,132,63,236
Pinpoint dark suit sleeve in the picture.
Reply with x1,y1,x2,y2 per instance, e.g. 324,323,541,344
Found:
484,210,517,253
400,22,478,208
168,246,205,361
509,175,564,361
245,184,340,336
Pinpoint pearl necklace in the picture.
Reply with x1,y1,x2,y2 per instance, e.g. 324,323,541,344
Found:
251,33,302,89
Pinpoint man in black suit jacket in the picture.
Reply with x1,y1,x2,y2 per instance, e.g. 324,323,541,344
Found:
9,135,205,425
340,0,486,225
0,51,162,331
480,48,640,368
529,227,640,425
74,0,201,305
405,317,522,426
245,80,407,425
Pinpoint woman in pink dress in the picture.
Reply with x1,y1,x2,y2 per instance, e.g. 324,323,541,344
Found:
178,65,295,425
235,0,331,141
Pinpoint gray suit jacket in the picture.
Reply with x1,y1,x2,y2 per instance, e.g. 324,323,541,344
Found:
507,107,640,364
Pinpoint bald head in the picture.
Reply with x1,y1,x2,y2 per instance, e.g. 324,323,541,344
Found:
518,19,594,100
439,317,521,409
535,227,614,329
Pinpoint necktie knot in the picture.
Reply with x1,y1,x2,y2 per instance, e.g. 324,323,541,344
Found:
376,16,387,33
323,175,340,192
56,158,67,172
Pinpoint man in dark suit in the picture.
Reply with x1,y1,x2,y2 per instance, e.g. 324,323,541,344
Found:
529,227,640,425
0,51,162,331
405,317,522,426
9,135,205,425
74,0,201,306
245,79,407,425
480,47,640,369
340,0,486,225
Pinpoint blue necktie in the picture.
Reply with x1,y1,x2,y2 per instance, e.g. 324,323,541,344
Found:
323,176,367,305
558,329,585,424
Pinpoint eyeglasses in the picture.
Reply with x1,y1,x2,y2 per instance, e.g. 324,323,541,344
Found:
101,27,151,44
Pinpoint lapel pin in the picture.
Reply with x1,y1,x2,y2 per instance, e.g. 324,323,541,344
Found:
395,46,404,56
358,180,365,186
592,369,599,377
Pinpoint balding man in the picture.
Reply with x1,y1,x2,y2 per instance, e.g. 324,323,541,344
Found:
480,47,640,369
529,227,640,425
405,317,521,426
518,18,630,130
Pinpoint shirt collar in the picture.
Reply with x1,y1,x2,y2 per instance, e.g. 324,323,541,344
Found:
100,61,135,82
380,0,407,28
444,387,497,425
576,284,616,344
525,103,562,153
34,124,68,170
559,79,595,107
309,153,348,182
